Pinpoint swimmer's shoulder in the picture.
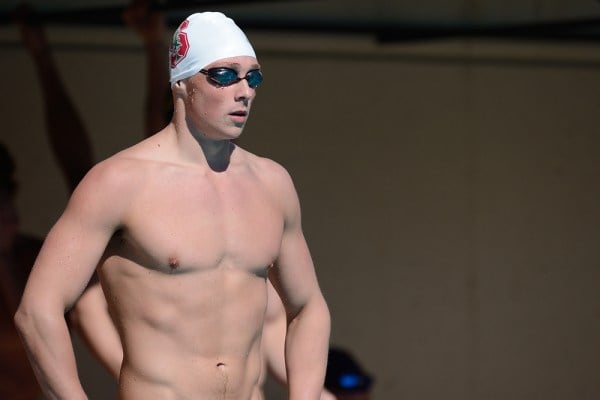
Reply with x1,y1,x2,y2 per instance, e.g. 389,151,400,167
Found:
88,129,176,181
67,135,169,213
237,147,293,186
237,147,298,204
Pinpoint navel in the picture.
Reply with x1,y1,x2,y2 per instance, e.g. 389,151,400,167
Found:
216,362,229,398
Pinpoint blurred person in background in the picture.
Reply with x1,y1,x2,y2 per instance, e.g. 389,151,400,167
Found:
325,347,374,400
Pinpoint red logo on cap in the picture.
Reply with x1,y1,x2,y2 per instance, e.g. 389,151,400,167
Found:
170,19,190,68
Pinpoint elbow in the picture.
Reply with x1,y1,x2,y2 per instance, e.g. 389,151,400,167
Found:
313,292,330,320
322,299,332,332
14,304,31,337
14,298,62,338
317,295,331,334
289,294,331,327
14,297,43,337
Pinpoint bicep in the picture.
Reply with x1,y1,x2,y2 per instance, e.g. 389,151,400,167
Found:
21,172,121,313
273,230,322,314
23,218,109,314
270,173,322,316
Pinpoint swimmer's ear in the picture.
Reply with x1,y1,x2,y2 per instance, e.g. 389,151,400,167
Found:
171,79,187,99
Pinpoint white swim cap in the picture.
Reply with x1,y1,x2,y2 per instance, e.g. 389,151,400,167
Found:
169,12,256,84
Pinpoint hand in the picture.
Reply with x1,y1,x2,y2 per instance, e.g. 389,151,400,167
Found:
121,0,165,44
14,4,48,56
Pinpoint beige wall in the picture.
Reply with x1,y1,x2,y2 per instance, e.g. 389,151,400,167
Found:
1,26,599,399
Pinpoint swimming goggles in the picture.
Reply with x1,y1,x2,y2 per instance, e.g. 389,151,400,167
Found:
199,67,263,89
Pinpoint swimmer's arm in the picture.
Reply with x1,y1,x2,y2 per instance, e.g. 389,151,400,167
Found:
262,282,288,385
14,162,126,399
269,167,331,400
272,235,330,400
68,280,122,380
263,285,336,400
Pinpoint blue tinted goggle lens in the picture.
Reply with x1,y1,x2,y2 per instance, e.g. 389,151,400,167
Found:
199,67,263,89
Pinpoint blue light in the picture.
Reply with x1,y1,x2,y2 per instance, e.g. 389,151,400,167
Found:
339,373,361,389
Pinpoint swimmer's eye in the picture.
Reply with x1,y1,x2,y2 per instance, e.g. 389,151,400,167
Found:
199,67,263,89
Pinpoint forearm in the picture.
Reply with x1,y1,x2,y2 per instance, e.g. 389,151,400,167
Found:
127,1,169,137
14,307,87,400
262,298,288,385
69,287,123,379
285,295,331,400
24,30,93,191
264,330,288,385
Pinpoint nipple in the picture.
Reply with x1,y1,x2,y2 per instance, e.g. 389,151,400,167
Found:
168,257,179,270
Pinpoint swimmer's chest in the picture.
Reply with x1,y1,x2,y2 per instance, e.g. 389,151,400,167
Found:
115,172,283,273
